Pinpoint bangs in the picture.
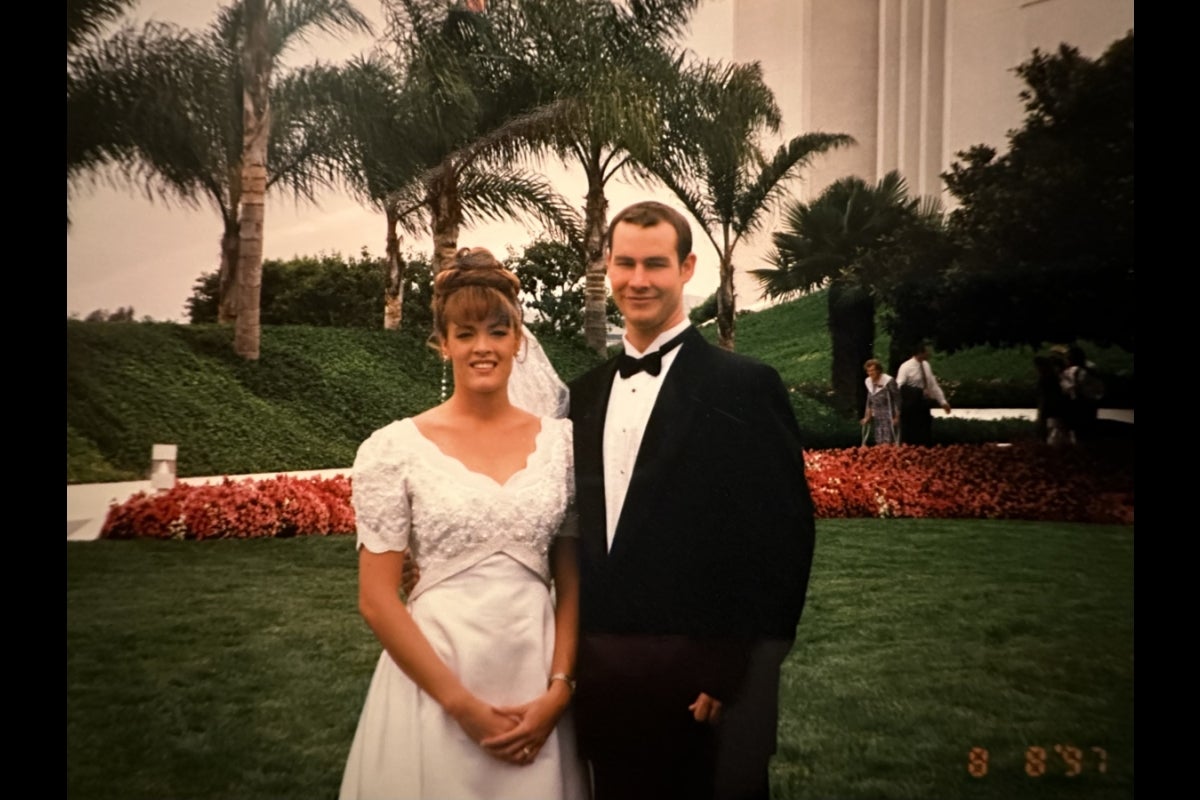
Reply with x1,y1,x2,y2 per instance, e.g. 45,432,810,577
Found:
442,286,516,328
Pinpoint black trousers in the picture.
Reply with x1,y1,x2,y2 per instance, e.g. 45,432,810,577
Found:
713,639,794,800
575,634,748,800
589,725,718,800
900,385,933,445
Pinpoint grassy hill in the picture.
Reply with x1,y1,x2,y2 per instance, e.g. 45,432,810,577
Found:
67,292,1134,483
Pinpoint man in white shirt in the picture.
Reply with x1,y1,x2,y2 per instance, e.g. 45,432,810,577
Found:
568,201,816,800
895,341,952,445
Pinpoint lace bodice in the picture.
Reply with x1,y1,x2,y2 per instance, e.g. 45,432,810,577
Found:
351,416,577,601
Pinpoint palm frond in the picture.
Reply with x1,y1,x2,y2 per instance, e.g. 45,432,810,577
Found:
68,20,234,209
455,168,583,250
269,0,372,52
67,0,136,51
762,166,935,299
266,63,357,201
216,0,371,61
733,132,855,236
450,99,579,173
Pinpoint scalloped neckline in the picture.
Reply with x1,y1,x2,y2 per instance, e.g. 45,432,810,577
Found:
406,417,549,489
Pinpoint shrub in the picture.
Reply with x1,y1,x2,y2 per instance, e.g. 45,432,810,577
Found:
186,251,435,330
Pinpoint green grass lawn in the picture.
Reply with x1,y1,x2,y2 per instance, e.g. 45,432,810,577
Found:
67,520,1133,800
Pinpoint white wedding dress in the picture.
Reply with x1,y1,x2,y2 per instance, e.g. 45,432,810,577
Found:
339,416,589,800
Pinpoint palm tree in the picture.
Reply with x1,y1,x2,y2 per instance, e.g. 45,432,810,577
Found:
66,0,137,178
67,0,136,50
752,170,932,415
233,0,271,360
649,58,852,350
504,0,702,354
322,55,428,329
376,1,581,279
67,0,183,221
325,52,580,330
67,0,371,335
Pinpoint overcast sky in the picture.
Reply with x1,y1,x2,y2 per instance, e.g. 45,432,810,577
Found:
66,0,734,322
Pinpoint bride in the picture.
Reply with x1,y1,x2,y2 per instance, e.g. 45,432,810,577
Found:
339,248,588,800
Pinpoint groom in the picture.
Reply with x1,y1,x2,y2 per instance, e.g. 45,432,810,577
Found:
568,201,817,800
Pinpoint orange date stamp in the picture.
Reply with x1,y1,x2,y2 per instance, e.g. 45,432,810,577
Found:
967,745,1109,778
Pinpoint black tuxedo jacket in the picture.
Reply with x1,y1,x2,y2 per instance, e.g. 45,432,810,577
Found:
568,326,816,669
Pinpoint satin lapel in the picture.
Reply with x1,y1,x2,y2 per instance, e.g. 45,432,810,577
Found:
609,329,708,559
574,359,619,567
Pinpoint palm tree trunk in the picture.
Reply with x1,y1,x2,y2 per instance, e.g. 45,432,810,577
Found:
217,214,240,324
383,205,404,330
429,169,462,275
716,248,736,351
828,280,875,417
582,174,609,356
233,0,270,360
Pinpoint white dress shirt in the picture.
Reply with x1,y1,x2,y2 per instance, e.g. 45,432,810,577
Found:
602,318,691,551
896,356,948,408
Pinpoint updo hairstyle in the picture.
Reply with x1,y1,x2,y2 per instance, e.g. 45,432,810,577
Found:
431,247,523,347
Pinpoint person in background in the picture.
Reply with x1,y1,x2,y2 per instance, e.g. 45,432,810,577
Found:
860,358,901,445
1033,352,1070,445
895,341,952,446
1061,343,1105,444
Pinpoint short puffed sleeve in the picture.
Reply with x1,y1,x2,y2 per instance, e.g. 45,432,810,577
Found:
350,421,412,553
555,418,579,539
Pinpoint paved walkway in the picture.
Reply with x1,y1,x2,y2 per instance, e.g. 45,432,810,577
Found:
67,408,1133,542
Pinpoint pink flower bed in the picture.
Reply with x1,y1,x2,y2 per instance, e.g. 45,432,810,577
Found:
100,443,1133,540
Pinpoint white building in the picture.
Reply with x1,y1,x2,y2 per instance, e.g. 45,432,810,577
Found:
704,0,1135,303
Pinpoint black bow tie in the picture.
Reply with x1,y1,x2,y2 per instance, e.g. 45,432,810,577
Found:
616,332,686,379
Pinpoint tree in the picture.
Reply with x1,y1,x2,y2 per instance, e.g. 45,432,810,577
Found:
753,171,931,415
321,54,427,330
325,3,585,327
234,0,271,360
650,58,852,350
858,207,956,373
187,250,436,329
934,31,1135,353
68,0,184,221
326,49,579,330
373,0,582,283
67,0,371,338
510,0,703,354
506,239,584,336
505,238,619,337
67,0,136,51
66,0,138,179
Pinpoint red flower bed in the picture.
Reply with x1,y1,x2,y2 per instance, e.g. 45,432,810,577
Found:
805,442,1134,524
100,443,1133,539
101,474,355,540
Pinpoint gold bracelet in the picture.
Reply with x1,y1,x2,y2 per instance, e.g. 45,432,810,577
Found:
548,673,576,695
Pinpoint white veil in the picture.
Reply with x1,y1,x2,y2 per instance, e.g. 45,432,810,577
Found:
508,325,570,419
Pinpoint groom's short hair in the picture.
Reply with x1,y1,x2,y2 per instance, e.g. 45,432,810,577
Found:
605,201,692,263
